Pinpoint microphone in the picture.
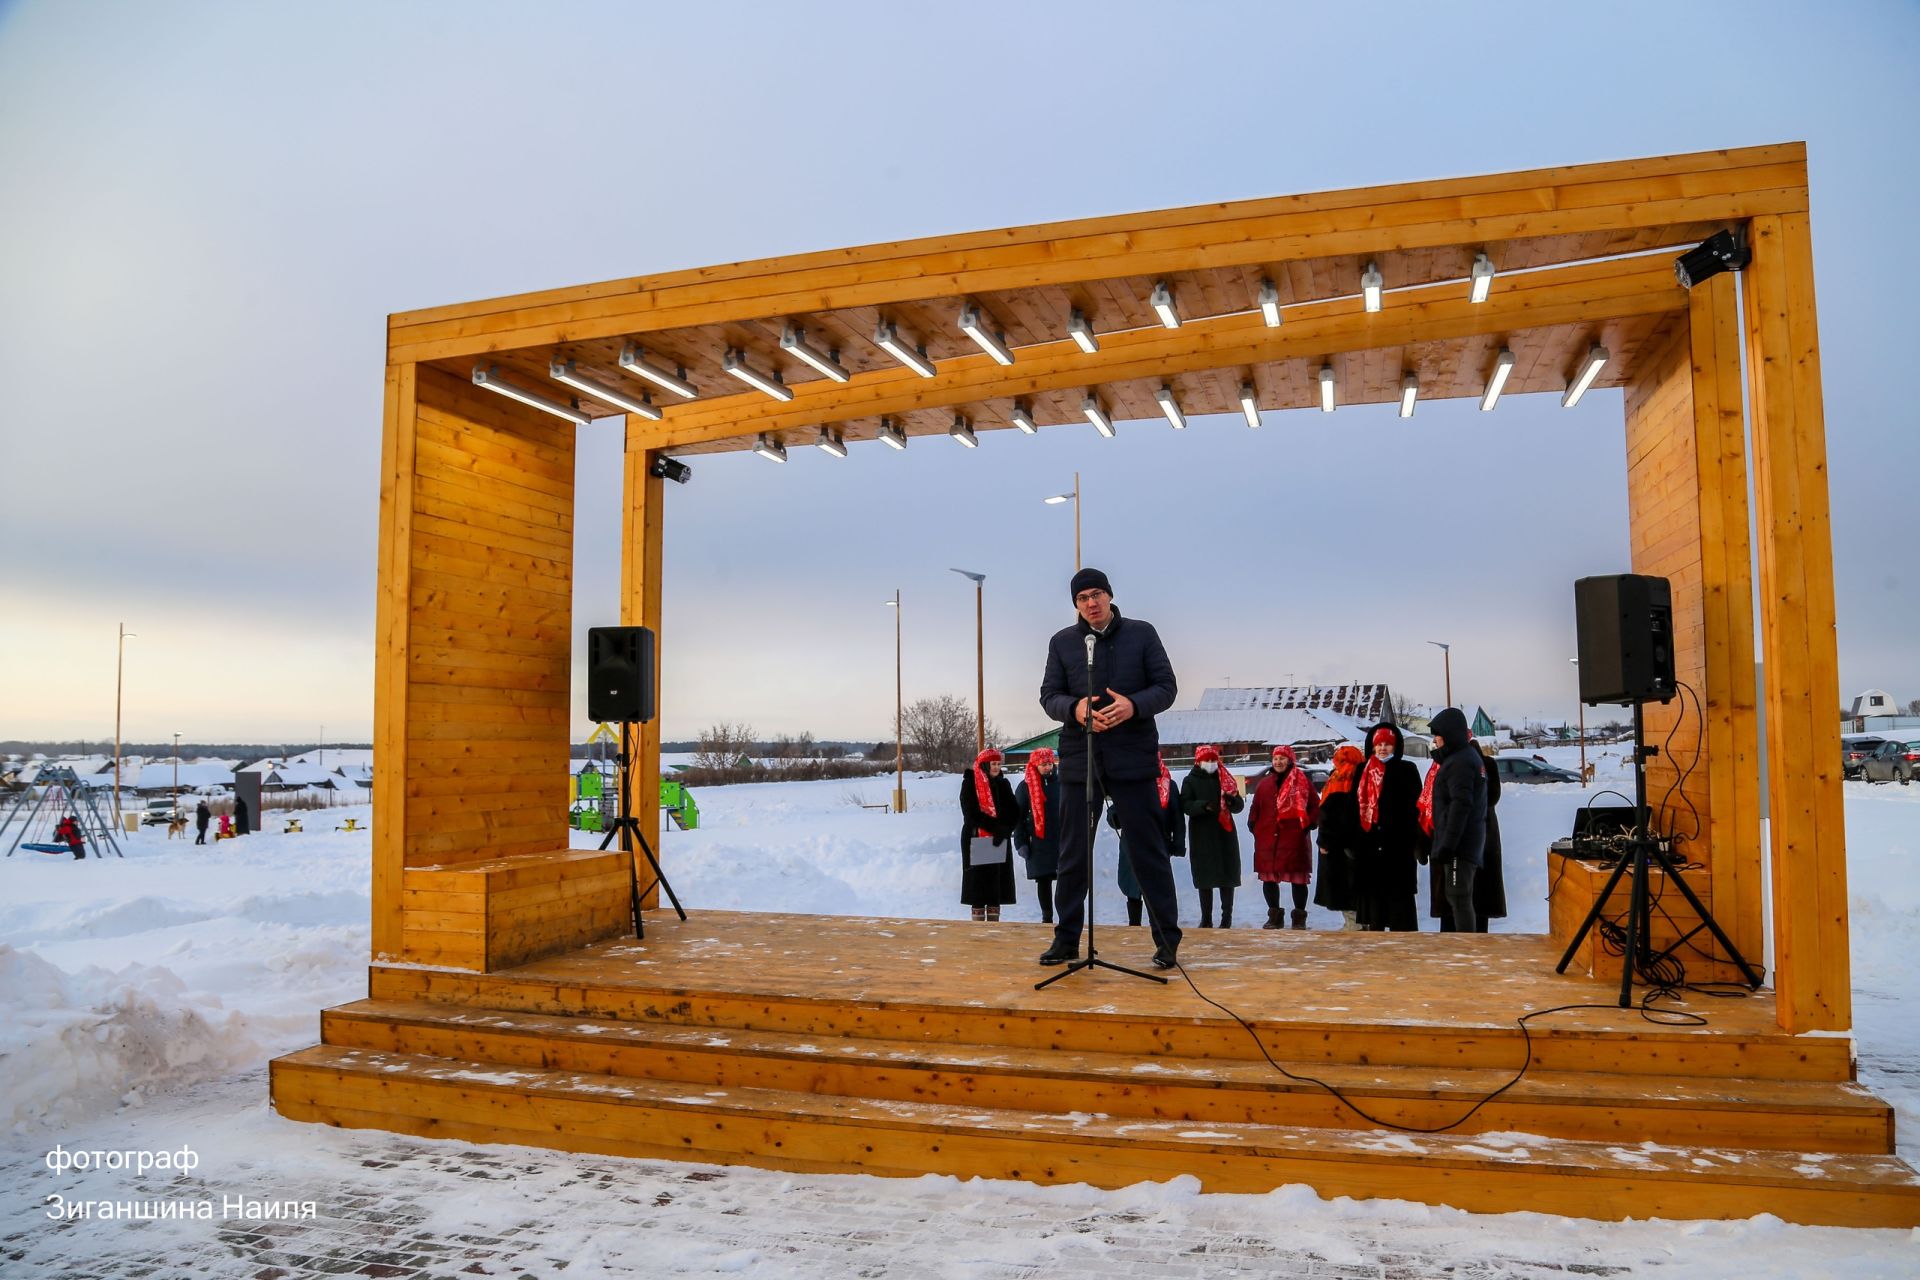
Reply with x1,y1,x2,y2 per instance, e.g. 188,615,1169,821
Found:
1084,634,1096,662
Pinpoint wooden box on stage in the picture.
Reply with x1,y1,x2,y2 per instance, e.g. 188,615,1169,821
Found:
1549,852,1754,986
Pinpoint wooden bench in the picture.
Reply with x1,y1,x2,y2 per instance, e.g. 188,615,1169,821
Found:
399,849,632,971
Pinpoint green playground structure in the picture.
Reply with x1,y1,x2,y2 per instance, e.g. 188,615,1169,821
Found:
569,774,697,832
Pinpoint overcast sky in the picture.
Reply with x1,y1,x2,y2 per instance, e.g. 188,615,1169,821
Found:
1,0,1914,747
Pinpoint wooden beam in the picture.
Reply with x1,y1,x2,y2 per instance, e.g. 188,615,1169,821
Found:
1743,212,1849,1032
630,253,1687,453
372,362,418,961
621,426,666,909
388,145,1805,364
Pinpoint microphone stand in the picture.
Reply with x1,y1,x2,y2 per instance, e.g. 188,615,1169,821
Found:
1037,631,1166,989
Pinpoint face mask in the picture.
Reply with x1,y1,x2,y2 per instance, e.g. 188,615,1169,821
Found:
1374,745,1393,760
1200,761,1217,774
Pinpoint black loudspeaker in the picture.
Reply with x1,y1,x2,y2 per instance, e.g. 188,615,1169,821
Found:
1574,575,1676,706
586,626,655,723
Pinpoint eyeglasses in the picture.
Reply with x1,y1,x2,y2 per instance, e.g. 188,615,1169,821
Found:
1074,590,1110,604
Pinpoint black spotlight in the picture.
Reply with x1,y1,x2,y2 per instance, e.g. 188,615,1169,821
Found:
1674,229,1750,289
648,455,692,485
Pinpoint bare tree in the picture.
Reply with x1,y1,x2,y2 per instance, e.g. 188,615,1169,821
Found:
1391,693,1423,723
694,722,757,771
899,695,1003,772
1908,698,1920,718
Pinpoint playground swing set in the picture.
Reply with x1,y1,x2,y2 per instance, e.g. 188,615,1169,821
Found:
2,767,125,858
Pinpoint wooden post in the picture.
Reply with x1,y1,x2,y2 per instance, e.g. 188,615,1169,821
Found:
622,431,665,908
371,362,417,961
1743,212,1850,1032
892,590,906,813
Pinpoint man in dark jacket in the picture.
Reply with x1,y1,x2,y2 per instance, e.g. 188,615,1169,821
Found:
1425,707,1488,932
1037,568,1182,969
195,799,211,845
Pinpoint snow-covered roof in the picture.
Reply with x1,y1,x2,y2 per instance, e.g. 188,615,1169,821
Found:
1195,684,1390,723
286,748,375,770
1156,707,1363,748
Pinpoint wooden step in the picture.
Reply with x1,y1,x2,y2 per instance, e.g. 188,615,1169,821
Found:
322,999,1894,1154
269,1044,1920,1229
369,959,1855,1082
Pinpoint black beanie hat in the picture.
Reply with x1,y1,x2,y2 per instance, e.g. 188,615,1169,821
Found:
1069,567,1113,601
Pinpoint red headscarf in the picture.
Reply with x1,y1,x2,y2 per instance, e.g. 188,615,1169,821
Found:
1321,744,1364,801
1194,745,1240,831
1023,748,1056,840
1155,752,1173,809
972,748,1004,839
1358,727,1395,832
1268,744,1311,825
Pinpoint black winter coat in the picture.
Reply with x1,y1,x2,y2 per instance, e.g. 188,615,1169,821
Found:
1180,767,1244,890
1424,708,1487,869
1039,609,1177,783
1014,773,1066,879
958,769,1019,906
195,801,211,832
1432,749,1507,923
1313,789,1362,912
1354,723,1422,932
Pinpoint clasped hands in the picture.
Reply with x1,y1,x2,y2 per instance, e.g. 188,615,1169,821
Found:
1075,688,1136,732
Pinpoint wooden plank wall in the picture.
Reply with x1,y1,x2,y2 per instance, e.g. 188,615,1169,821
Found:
1621,272,1763,968
1743,213,1850,1033
399,366,575,876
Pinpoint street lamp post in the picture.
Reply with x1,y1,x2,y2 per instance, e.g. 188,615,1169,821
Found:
884,593,906,813
1043,473,1082,570
1570,657,1587,780
1426,640,1452,708
172,731,180,802
950,568,987,756
114,622,136,828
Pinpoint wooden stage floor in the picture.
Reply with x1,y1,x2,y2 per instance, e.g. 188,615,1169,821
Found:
271,909,1920,1228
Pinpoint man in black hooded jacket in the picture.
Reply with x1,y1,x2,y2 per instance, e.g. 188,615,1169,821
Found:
1036,568,1183,970
1425,706,1488,932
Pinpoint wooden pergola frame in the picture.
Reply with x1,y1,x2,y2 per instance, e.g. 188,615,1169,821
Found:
373,142,1848,1032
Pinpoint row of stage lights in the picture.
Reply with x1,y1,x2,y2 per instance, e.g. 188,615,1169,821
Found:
470,251,1613,464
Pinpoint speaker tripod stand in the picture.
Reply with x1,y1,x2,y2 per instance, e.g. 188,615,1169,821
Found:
1555,702,1762,1005
598,721,688,940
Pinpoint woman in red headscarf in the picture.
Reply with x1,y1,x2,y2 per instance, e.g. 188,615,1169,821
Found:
959,748,1020,921
1247,744,1320,929
1312,744,1367,929
1180,745,1245,928
1013,748,1064,924
1351,723,1424,932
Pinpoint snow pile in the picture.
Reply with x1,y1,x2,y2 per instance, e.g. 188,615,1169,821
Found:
0,944,260,1134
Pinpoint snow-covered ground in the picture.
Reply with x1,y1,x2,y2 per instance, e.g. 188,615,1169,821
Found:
2,750,1916,1275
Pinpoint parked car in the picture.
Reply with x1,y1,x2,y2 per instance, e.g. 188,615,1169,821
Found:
1492,756,1581,784
1842,735,1887,779
1861,739,1919,785
140,798,183,826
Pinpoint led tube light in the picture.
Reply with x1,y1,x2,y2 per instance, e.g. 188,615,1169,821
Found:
1239,381,1261,429
815,427,847,458
1362,262,1383,313
1009,401,1037,434
948,415,978,448
779,324,849,382
1318,363,1336,412
752,433,788,463
618,344,698,399
1150,281,1180,329
722,348,794,402
1068,309,1099,354
878,418,908,450
958,302,1014,365
1154,384,1186,430
1399,373,1419,419
1469,253,1495,304
1481,348,1516,411
550,358,659,419
1258,279,1282,327
472,363,589,425
874,319,936,378
1561,343,1609,408
1082,395,1114,438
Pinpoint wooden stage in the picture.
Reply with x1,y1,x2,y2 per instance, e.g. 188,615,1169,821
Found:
271,911,1920,1227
